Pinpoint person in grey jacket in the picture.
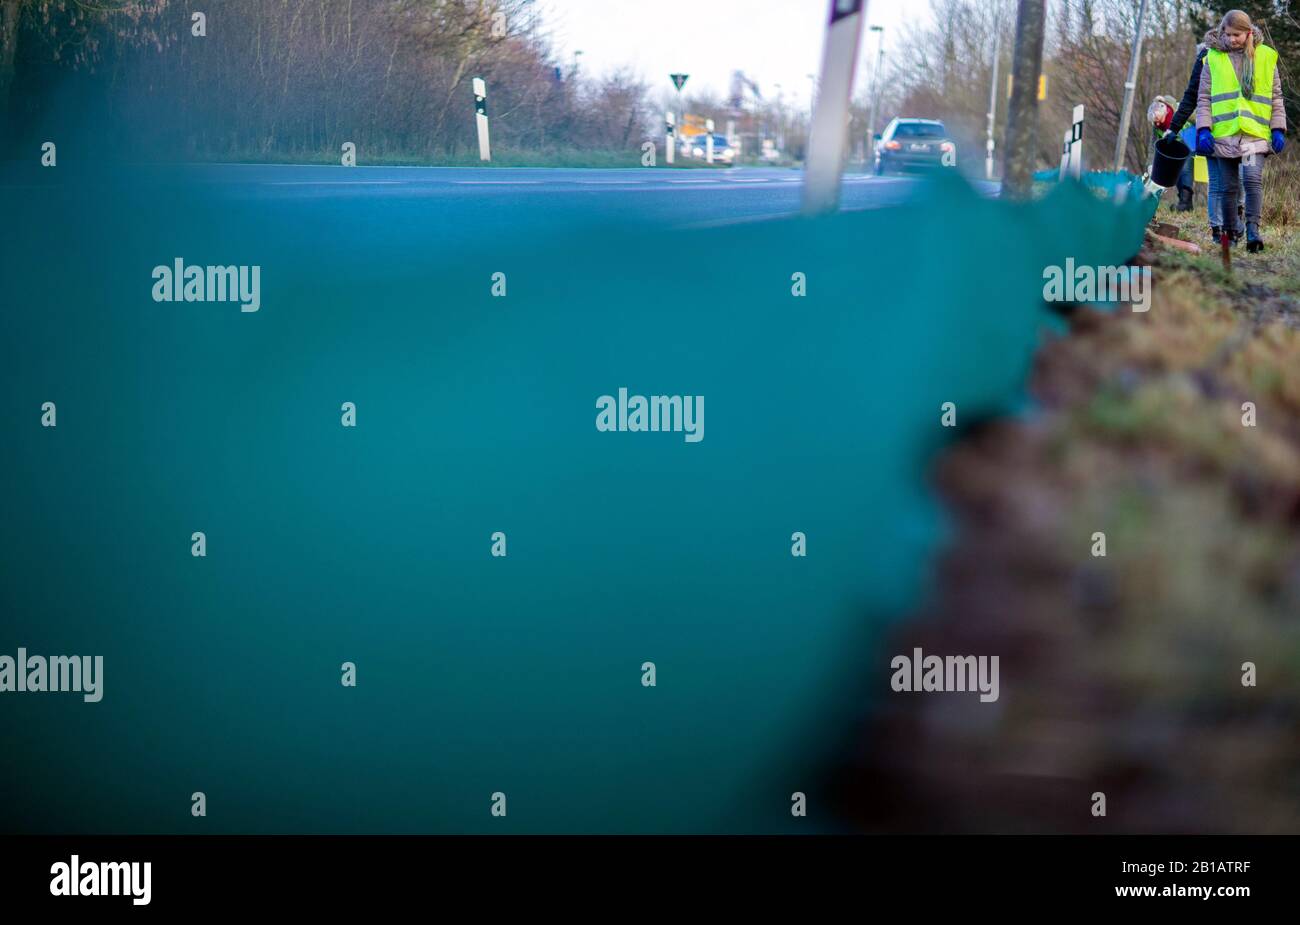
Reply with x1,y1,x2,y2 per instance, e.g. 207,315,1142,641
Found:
1194,10,1287,251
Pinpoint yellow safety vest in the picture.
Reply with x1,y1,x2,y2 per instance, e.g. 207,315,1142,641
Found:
1206,44,1278,139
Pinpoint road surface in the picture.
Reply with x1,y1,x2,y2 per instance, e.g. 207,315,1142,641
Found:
6,163,998,234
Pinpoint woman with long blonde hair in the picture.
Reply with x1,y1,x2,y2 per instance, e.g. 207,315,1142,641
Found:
1195,9,1287,252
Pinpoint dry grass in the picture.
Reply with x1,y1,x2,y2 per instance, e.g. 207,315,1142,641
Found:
1264,151,1300,227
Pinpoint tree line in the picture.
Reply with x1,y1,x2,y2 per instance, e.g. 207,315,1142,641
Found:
9,0,1289,173
0,0,661,161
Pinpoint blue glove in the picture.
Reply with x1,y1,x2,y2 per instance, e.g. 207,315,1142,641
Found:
1272,129,1285,153
1196,127,1214,155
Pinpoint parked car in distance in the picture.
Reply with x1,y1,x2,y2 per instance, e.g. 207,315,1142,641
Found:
874,119,956,175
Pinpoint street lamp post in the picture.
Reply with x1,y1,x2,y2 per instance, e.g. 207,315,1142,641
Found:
567,50,583,115
986,24,1001,180
1113,0,1149,171
774,83,784,155
865,25,885,152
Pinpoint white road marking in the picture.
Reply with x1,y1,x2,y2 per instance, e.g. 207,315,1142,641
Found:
267,180,406,185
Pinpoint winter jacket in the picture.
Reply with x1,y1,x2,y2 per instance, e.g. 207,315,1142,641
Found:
1168,46,1207,134
1195,24,1286,159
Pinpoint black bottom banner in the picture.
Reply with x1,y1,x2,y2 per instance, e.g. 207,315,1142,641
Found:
0,834,1289,911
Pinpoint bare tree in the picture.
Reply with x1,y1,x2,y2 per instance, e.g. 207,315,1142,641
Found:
1051,0,1199,173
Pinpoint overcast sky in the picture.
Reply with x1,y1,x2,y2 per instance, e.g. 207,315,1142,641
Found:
537,0,920,108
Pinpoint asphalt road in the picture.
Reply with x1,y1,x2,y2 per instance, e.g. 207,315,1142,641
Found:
4,162,998,234
196,163,998,225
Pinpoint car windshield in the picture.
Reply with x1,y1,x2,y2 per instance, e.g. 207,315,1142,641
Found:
893,123,946,139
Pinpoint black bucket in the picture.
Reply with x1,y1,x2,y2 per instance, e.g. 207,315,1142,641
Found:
1151,135,1191,187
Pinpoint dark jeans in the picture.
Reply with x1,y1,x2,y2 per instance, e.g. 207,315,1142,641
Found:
1216,155,1263,236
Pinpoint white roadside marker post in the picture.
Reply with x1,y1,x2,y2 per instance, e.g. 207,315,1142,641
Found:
474,77,491,162
706,118,715,164
665,111,675,165
1058,105,1084,181
1068,104,1084,179
803,0,867,216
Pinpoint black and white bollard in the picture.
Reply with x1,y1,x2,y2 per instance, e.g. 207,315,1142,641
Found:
474,77,491,162
1058,105,1084,180
705,118,715,164
665,111,675,165
1067,104,1083,179
802,0,866,215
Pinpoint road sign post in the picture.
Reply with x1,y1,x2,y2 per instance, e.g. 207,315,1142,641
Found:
473,77,491,162
670,73,689,160
803,0,866,215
